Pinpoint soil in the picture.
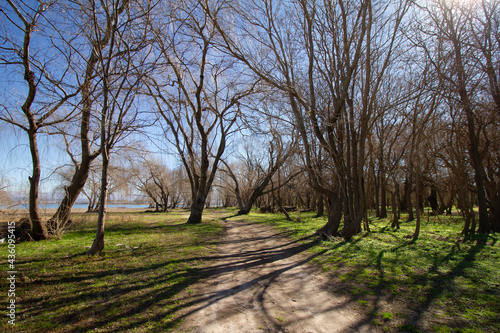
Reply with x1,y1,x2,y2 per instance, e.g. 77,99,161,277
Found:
175,219,375,333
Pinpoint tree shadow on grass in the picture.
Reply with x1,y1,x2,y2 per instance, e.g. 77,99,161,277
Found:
13,223,328,332
364,234,498,332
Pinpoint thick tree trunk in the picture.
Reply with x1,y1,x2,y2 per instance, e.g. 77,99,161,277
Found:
316,195,324,218
373,164,380,217
237,180,271,215
28,129,48,240
317,196,343,237
339,215,363,238
187,193,205,224
413,167,421,241
428,187,440,215
449,25,490,233
465,113,489,233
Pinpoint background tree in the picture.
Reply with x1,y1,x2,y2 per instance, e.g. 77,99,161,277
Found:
0,175,13,209
413,0,492,233
147,0,257,224
128,154,177,212
212,0,411,237
221,106,298,215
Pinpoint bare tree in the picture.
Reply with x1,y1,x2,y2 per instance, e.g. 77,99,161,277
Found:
413,0,492,233
45,0,136,233
147,0,257,224
221,110,298,215
0,175,12,209
87,0,152,255
211,0,411,238
129,154,174,212
0,0,79,240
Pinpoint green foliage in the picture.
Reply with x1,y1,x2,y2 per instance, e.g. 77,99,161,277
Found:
0,210,223,332
382,312,394,321
248,210,500,333
357,299,368,306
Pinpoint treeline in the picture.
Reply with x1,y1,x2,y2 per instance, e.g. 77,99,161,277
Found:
1,0,499,252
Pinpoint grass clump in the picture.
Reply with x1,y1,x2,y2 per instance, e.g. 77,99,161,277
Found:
0,209,223,332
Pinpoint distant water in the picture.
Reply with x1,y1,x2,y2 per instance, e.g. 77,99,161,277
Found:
2,203,148,210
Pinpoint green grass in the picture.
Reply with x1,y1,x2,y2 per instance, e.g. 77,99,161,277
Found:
1,207,498,333
0,209,223,332
245,209,500,333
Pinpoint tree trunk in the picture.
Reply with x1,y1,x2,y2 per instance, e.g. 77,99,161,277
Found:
87,147,109,256
317,196,343,237
428,186,439,215
380,174,387,218
187,193,205,224
237,178,273,215
47,156,94,233
491,181,500,232
404,177,414,221
339,215,363,238
449,21,490,233
413,164,421,241
28,129,48,240
391,190,400,229
48,0,125,233
316,195,324,218
373,164,380,217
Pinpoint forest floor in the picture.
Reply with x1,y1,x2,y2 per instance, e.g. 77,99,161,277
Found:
175,218,374,333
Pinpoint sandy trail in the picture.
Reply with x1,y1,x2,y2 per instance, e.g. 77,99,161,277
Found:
176,219,373,333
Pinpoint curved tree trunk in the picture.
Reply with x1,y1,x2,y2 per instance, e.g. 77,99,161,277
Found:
237,180,271,215
47,155,95,233
317,194,343,237
28,129,48,240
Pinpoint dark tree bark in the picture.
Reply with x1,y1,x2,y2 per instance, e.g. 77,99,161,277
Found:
316,195,324,218
403,177,414,221
491,182,500,232
2,0,54,240
48,151,99,232
380,167,388,218
391,190,400,229
317,196,343,237
428,186,440,215
27,128,47,240
87,0,135,255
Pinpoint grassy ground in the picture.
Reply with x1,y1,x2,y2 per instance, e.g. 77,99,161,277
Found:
0,209,224,332
1,208,498,332
247,209,500,333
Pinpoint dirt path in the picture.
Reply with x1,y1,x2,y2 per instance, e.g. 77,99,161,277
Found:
175,219,374,333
